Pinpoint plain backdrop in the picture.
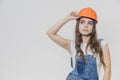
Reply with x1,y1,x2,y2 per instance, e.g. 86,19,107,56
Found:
0,0,120,80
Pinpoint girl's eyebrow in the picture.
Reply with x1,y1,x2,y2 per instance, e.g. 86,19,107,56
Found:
80,20,85,22
88,20,93,22
80,19,93,23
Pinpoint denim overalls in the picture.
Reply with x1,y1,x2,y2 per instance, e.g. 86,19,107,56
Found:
66,39,103,80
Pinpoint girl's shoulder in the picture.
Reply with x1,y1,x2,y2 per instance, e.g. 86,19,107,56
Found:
69,38,107,54
98,38,107,48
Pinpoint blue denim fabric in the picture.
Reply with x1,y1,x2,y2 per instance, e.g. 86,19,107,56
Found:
66,55,98,80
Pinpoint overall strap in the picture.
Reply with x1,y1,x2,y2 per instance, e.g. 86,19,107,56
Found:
98,39,104,45
71,57,73,68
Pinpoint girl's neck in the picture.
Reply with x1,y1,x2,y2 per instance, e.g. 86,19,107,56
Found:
82,36,90,45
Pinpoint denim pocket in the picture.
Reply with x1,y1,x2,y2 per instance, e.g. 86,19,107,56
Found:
84,56,98,78
66,73,85,80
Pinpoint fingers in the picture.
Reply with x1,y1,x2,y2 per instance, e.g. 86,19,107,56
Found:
66,10,80,20
71,11,79,17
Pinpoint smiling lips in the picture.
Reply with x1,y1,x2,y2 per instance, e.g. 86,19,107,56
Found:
83,29,88,32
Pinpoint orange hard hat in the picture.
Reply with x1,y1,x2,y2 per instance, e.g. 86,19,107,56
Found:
78,7,97,23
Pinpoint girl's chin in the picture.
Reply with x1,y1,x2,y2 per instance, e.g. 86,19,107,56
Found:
81,33,91,36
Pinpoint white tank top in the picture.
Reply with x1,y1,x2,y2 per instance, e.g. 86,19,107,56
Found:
69,39,107,75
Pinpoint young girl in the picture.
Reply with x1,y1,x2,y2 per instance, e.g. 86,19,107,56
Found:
46,7,111,80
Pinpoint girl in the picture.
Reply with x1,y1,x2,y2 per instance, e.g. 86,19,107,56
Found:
46,7,111,80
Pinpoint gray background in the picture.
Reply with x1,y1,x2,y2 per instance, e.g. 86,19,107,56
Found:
0,0,120,80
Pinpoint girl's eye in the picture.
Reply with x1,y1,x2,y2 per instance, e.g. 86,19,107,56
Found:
80,21,84,24
88,22,94,25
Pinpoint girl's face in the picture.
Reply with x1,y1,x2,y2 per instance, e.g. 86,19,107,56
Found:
79,17,94,36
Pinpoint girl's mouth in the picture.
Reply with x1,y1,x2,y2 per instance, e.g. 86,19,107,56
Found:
83,29,88,32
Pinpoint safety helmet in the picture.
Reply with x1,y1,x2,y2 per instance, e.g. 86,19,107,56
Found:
78,7,97,24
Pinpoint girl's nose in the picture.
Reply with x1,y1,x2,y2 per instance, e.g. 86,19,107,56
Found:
84,23,88,27
84,25,88,28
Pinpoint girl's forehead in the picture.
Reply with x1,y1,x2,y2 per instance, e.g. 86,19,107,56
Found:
80,17,93,22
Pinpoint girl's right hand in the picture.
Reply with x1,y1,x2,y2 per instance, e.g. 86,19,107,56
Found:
65,11,80,21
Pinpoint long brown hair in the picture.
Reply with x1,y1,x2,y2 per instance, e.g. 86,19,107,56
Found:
75,18,105,66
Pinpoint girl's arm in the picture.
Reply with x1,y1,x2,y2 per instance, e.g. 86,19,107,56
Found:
102,43,112,80
46,11,79,53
